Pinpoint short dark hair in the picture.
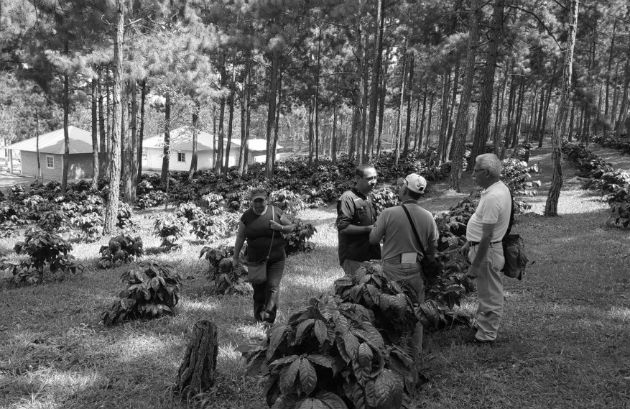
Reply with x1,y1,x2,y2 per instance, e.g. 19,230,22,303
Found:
355,164,376,178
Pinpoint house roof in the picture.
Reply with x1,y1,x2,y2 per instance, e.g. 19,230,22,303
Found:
143,127,281,152
8,126,96,155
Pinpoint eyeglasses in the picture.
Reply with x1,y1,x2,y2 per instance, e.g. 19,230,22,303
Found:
364,176,377,181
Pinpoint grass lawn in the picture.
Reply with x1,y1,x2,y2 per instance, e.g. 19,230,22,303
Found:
1,146,629,409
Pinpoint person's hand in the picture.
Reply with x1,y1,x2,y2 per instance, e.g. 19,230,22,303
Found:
460,242,470,257
269,220,283,231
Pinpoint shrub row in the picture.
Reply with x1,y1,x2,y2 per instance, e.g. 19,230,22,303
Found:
563,142,630,228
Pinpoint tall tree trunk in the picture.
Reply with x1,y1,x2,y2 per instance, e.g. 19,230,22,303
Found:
359,31,369,164
502,74,517,157
106,71,111,176
604,21,617,136
425,92,435,150
189,100,200,180
444,60,461,162
437,71,452,164
403,54,414,154
215,97,225,173
367,0,384,160
539,79,554,148
121,81,131,202
615,43,630,138
471,0,504,164
104,0,124,234
91,76,99,189
315,29,321,162
98,67,106,176
308,99,315,164
239,57,252,175
546,0,578,217
137,79,145,184
128,80,138,202
35,110,41,180
511,78,526,147
272,73,282,169
527,85,539,143
417,88,428,149
449,0,480,192
331,105,338,163
611,61,621,131
265,49,279,178
568,101,575,141
394,53,407,165
224,86,235,172
161,93,171,189
493,63,509,152
62,42,70,193
376,55,389,156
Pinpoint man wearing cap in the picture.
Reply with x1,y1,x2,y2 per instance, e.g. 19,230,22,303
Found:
336,165,382,277
369,173,439,361
463,153,511,343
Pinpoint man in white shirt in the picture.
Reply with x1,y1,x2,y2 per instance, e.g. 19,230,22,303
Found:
464,153,512,343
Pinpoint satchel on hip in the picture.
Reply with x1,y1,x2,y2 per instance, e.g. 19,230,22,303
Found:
401,204,443,281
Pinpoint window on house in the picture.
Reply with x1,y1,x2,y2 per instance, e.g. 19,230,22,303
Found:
142,149,148,160
177,152,186,162
46,155,54,169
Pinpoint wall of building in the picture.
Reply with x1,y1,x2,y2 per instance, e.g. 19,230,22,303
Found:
20,152,94,181
142,148,239,171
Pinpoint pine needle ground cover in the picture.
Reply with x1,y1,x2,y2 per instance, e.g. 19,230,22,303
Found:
1,149,630,408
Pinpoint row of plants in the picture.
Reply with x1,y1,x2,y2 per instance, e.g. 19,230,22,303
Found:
593,135,630,155
563,142,630,228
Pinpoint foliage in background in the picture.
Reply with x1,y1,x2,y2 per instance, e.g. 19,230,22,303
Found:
199,245,251,296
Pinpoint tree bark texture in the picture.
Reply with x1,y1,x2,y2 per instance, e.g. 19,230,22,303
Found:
265,49,279,178
91,77,99,189
137,79,146,184
62,73,70,192
367,0,384,160
175,320,218,399
471,0,504,165
449,0,480,192
161,93,171,189
545,0,578,217
104,0,124,234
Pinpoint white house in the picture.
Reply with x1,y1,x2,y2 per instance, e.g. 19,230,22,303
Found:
142,126,283,171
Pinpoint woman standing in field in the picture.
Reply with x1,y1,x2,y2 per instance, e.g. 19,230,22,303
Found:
233,189,295,324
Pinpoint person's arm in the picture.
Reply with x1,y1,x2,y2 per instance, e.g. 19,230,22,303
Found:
270,214,296,233
369,213,385,244
468,222,495,276
232,221,246,266
336,195,372,235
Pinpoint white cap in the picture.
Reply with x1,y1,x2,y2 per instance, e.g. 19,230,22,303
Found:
404,173,427,194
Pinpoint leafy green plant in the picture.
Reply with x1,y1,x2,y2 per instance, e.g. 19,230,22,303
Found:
153,215,186,251
98,234,144,269
199,245,251,295
283,216,317,255
13,227,82,283
101,262,182,326
245,294,413,409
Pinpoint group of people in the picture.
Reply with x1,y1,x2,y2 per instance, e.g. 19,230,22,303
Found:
233,153,512,353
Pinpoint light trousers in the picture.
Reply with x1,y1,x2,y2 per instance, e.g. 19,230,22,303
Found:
468,244,505,341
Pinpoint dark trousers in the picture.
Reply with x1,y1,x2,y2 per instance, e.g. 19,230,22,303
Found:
252,258,285,323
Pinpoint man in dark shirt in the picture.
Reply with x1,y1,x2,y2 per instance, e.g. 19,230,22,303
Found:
336,165,381,276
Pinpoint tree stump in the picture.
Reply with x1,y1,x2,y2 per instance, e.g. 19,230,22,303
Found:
175,320,218,399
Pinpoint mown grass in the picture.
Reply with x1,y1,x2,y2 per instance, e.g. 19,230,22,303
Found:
1,147,630,409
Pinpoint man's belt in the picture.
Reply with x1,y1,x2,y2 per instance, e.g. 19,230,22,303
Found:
469,240,502,246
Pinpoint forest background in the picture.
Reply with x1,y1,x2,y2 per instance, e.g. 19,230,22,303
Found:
0,0,627,226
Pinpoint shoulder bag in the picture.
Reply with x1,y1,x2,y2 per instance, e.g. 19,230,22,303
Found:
401,204,443,281
245,207,275,285
501,191,529,280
